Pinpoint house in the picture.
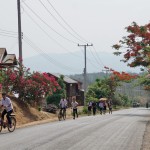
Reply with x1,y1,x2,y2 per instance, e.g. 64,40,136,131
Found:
0,48,17,68
47,73,84,105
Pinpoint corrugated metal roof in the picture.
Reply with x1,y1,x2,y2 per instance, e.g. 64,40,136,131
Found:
49,73,78,84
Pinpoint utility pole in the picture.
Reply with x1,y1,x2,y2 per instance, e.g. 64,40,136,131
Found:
102,68,110,77
78,43,93,106
17,0,22,65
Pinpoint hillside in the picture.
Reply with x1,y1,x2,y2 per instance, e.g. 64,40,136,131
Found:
23,52,141,75
1,96,58,127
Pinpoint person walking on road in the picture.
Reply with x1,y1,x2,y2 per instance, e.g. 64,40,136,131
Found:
107,99,113,114
87,101,92,116
92,101,97,115
99,100,104,115
71,98,78,119
103,101,107,114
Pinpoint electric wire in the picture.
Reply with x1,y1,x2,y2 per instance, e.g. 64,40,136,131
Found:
22,2,78,44
0,28,104,71
39,0,86,44
0,28,17,34
0,33,17,38
89,47,104,68
92,46,105,67
46,0,90,43
23,34,81,72
23,9,82,58
23,37,79,72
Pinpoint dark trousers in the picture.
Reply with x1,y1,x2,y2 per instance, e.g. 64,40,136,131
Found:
73,108,78,119
1,109,13,125
93,107,96,115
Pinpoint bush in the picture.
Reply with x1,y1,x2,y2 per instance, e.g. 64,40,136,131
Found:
38,106,41,111
82,106,88,114
46,94,61,106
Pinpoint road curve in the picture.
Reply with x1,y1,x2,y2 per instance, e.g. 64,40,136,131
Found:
0,108,150,150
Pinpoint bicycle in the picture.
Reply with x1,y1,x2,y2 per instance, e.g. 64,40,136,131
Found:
58,108,66,121
0,114,16,132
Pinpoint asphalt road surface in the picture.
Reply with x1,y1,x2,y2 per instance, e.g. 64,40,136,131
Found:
0,108,150,150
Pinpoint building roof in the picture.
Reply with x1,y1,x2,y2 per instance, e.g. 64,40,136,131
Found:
0,48,7,63
0,48,17,67
1,54,17,65
48,73,78,84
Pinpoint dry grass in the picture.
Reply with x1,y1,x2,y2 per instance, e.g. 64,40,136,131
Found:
0,96,84,127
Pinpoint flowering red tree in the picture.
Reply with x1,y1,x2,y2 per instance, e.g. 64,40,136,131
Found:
103,67,138,98
24,72,60,103
113,22,150,68
0,63,60,104
110,71,138,82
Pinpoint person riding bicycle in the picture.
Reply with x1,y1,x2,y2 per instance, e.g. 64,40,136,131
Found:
59,96,67,114
0,93,13,128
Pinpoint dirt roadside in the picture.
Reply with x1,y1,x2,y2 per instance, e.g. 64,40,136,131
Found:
141,121,150,150
2,96,150,149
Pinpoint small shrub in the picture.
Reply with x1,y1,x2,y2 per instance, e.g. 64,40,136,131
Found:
38,106,41,111
78,110,82,115
82,106,88,114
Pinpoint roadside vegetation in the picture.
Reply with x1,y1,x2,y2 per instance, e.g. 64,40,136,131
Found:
0,22,150,126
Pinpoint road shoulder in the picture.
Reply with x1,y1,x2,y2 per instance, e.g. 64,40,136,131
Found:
141,121,150,150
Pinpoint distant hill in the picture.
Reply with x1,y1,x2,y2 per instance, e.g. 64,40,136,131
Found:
70,72,106,86
23,51,141,75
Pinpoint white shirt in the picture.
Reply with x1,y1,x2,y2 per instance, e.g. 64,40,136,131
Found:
88,102,92,107
1,97,13,112
71,101,78,109
59,99,67,108
99,102,104,108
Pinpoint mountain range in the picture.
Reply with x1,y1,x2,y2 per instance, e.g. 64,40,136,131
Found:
23,51,141,75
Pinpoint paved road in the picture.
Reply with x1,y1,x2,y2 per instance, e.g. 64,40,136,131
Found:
0,108,150,150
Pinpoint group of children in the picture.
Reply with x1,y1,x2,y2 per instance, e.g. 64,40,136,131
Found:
59,97,113,120
88,99,112,115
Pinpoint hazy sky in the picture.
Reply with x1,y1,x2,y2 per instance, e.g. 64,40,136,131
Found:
0,0,149,74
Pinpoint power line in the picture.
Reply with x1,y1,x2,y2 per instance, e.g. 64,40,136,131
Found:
0,28,104,71
79,47,100,70
23,9,82,58
78,43,93,106
22,2,78,44
0,28,17,34
39,0,86,44
23,35,81,72
0,33,17,38
89,47,104,68
92,46,105,67
23,38,78,72
46,0,90,43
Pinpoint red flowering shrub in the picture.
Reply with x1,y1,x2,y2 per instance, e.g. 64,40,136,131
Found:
0,62,60,104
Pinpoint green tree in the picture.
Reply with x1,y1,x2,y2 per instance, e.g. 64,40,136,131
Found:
46,75,66,106
86,78,119,104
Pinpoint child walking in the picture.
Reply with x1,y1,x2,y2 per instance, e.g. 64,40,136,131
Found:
71,98,79,119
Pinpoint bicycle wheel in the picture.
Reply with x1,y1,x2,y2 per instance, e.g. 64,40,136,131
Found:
8,117,16,132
